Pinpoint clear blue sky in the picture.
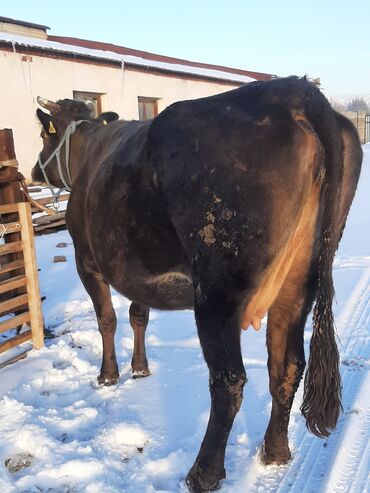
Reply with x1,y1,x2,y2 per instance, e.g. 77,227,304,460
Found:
1,0,369,97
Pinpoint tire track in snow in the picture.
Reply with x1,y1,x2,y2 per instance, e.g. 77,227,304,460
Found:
246,267,370,493
322,371,370,493
298,288,370,493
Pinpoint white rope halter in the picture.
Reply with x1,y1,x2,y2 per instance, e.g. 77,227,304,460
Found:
37,119,91,207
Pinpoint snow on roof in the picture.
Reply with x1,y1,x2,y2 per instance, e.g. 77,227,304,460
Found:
48,35,275,82
0,31,258,84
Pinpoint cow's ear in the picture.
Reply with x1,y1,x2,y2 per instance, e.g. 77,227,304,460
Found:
37,108,57,135
96,111,119,125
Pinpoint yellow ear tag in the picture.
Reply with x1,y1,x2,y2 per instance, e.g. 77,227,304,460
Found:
102,120,107,125
49,121,56,134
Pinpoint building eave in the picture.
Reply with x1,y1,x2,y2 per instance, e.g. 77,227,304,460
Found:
0,32,275,84
0,16,50,31
48,34,275,82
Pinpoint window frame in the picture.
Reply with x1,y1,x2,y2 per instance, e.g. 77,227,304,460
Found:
138,97,159,121
73,91,103,117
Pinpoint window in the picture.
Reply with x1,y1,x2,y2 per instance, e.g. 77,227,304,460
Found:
138,97,159,121
73,91,103,117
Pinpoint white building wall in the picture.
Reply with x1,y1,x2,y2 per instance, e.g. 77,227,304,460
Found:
122,69,239,119
0,50,239,178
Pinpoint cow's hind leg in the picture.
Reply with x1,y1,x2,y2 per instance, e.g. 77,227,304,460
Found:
129,302,150,378
186,281,246,492
76,256,119,385
262,278,316,464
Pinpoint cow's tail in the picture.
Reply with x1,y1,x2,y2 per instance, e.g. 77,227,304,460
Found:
300,237,341,437
300,98,342,437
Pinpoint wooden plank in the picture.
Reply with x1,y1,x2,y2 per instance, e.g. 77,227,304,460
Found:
0,204,19,214
0,241,23,256
0,330,32,353
0,129,16,163
0,221,22,235
33,211,65,226
34,219,66,233
30,195,69,214
0,131,25,301
18,203,44,350
0,303,28,319
33,194,69,206
0,259,25,275
0,275,27,294
0,349,28,369
0,169,20,183
0,293,29,315
0,311,30,334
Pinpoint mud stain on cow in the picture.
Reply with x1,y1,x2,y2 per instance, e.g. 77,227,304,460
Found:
199,223,216,245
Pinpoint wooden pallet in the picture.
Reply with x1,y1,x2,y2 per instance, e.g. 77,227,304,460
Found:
0,202,44,363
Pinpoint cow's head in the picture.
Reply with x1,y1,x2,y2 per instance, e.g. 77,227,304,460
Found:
32,97,119,187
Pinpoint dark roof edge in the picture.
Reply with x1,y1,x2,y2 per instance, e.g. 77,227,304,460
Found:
0,16,50,31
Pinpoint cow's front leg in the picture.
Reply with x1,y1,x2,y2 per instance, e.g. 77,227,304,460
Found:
186,286,246,492
76,256,118,385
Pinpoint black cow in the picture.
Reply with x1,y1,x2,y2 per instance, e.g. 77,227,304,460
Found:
32,77,362,492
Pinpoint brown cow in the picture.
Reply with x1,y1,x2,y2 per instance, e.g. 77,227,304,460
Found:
32,77,362,492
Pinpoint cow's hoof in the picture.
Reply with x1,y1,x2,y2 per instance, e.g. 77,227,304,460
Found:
260,441,291,465
97,374,119,386
185,463,225,492
132,368,150,379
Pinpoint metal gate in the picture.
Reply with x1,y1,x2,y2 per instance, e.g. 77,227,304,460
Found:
365,114,370,143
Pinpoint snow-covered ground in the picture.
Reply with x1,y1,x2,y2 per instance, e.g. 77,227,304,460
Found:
0,146,369,493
